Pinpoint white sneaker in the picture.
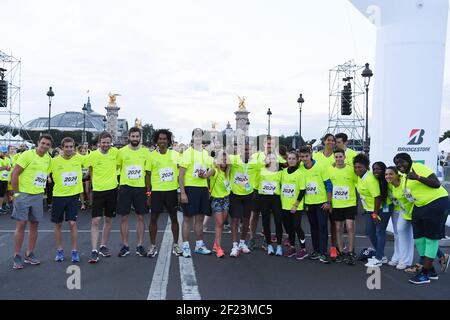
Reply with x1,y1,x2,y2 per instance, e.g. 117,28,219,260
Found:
182,246,191,258
239,243,251,254
230,246,239,257
275,245,283,256
267,245,275,255
381,256,388,264
396,264,408,270
388,260,399,267
365,258,383,267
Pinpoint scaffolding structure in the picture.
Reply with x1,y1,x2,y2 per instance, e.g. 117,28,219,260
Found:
0,50,24,145
327,60,365,150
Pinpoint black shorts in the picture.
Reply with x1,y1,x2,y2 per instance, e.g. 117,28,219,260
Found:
0,181,7,197
51,195,79,223
92,188,118,218
331,206,357,222
251,190,261,213
182,186,209,217
229,192,253,219
412,196,450,240
151,190,178,214
117,185,149,215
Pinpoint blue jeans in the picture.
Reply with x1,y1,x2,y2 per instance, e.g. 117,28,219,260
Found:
365,209,391,260
306,204,328,254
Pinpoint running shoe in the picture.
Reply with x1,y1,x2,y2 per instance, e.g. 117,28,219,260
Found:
404,263,422,275
396,264,408,270
271,234,277,243
172,244,183,256
0,208,7,215
365,258,382,267
345,252,357,266
13,255,24,270
409,272,430,284
319,254,331,264
99,245,111,257
439,253,450,273
24,252,40,265
239,242,251,254
71,250,80,263
55,249,65,262
147,246,158,258
212,242,218,253
261,241,268,251
329,246,338,261
230,246,239,257
285,247,296,258
267,244,275,255
118,245,130,257
89,250,99,264
182,246,191,258
194,245,212,255
275,245,283,256
428,269,439,280
215,246,225,258
335,253,347,263
308,251,321,260
248,238,256,251
295,248,308,260
388,260,399,267
283,239,290,247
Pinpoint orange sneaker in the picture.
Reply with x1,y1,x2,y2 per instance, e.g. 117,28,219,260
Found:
213,242,218,253
216,246,225,258
329,246,338,260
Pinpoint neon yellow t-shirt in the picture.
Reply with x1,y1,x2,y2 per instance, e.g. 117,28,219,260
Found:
328,164,358,208
299,161,330,205
146,149,180,192
250,152,286,190
15,149,51,195
313,151,335,167
117,146,150,188
0,157,11,182
356,171,381,212
229,155,259,196
389,176,413,220
257,167,281,195
404,162,448,207
50,154,83,197
280,167,306,211
179,147,213,188
345,148,358,166
84,147,118,192
210,169,231,198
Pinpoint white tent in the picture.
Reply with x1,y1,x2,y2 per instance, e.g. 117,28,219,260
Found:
439,138,450,154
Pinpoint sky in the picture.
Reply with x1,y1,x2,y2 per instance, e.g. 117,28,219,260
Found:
1,0,450,144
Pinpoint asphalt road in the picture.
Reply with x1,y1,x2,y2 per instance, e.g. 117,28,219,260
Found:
0,208,449,300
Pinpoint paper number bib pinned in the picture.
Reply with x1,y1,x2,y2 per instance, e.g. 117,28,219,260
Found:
261,181,277,195
333,186,349,200
1,171,8,179
33,172,47,188
192,164,206,178
126,165,142,180
306,182,318,195
62,172,78,187
233,173,249,186
159,168,174,182
282,184,296,198
404,188,416,203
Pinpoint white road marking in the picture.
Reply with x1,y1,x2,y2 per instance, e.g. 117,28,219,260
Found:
147,216,173,300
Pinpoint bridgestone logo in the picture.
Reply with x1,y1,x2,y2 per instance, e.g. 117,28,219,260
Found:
397,147,431,152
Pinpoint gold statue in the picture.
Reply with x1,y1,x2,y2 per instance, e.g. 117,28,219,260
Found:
108,92,121,106
135,118,143,129
237,96,246,110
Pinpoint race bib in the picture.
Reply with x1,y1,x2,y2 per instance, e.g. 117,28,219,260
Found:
261,181,277,195
1,171,8,179
62,172,78,187
306,182,318,195
224,180,231,192
159,168,174,182
233,173,249,186
333,186,350,200
282,184,296,198
33,172,47,188
192,163,206,178
126,165,142,180
404,188,416,203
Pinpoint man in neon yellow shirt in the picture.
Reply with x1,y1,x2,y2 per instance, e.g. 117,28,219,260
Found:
11,134,52,269
394,152,450,284
49,137,83,263
146,129,182,257
84,131,119,263
0,149,12,214
179,128,215,258
335,133,358,166
328,149,358,265
117,127,151,258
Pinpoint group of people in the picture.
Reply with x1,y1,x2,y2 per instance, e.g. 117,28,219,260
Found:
7,127,450,285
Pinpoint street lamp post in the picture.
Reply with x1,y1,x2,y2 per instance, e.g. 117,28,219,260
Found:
297,93,304,147
102,116,107,131
46,87,54,133
267,108,272,136
82,103,88,143
362,63,373,154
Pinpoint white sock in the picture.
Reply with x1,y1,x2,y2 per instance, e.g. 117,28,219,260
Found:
183,241,190,248
239,240,246,245
233,242,239,248
196,240,204,247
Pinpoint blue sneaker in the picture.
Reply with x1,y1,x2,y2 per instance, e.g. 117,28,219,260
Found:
182,246,191,258
275,245,283,256
71,250,80,263
428,270,439,280
55,249,65,262
409,272,430,284
194,245,212,255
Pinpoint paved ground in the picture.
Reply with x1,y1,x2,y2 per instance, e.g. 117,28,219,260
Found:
0,208,449,300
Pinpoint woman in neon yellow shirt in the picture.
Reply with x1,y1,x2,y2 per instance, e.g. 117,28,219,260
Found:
394,152,450,284
385,166,414,270
209,151,230,258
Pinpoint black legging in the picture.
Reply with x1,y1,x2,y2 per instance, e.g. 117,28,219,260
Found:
259,194,283,245
281,210,306,248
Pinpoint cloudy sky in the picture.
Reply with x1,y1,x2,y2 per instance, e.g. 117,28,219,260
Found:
1,0,450,144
